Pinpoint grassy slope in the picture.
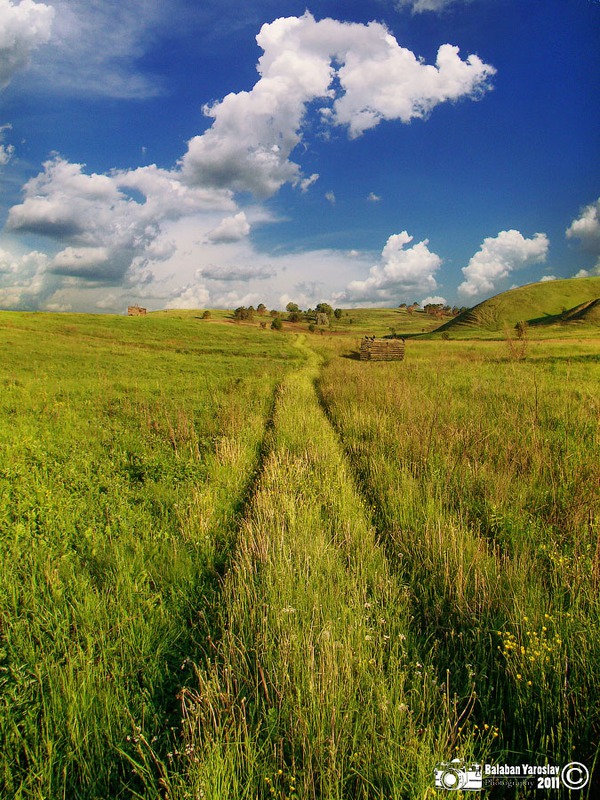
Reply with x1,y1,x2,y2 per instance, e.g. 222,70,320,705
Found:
431,277,600,338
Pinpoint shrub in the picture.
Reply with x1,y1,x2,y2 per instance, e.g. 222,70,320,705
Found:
515,320,528,339
201,310,211,319
271,317,283,331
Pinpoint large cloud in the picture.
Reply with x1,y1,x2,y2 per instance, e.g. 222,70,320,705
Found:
340,231,442,304
566,199,600,272
7,156,235,282
458,229,549,297
181,12,495,196
0,0,54,89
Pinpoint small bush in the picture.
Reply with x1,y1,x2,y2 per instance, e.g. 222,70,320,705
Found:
271,317,283,331
202,310,211,319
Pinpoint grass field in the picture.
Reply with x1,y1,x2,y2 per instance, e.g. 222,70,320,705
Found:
0,309,598,798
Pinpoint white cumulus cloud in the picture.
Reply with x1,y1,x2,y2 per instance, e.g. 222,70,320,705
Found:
206,212,250,243
166,281,210,310
181,12,494,196
341,230,442,304
566,199,600,271
0,0,54,89
458,229,549,298
7,156,235,283
0,247,50,309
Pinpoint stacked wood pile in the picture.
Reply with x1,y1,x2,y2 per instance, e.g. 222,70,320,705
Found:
127,305,147,316
360,337,405,361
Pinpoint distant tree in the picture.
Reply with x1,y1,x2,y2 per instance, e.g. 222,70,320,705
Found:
233,306,254,321
271,317,283,330
269,309,280,318
201,310,211,319
334,308,343,319
398,303,407,309
287,310,303,323
257,303,267,315
308,323,316,332
286,302,300,313
316,302,334,317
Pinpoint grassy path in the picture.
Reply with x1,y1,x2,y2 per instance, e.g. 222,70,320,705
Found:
168,336,454,800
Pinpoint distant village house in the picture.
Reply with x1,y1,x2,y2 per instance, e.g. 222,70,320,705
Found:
127,305,147,316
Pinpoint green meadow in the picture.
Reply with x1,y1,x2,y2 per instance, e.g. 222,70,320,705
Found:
0,307,598,798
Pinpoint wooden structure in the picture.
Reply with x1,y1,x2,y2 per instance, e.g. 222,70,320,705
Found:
360,337,405,362
127,305,147,316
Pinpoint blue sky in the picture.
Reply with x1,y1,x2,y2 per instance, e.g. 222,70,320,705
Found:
0,0,598,313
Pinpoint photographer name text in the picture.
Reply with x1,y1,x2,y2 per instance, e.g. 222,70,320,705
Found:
484,764,560,777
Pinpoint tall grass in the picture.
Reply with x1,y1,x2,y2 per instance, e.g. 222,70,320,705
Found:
316,337,600,781
0,313,300,799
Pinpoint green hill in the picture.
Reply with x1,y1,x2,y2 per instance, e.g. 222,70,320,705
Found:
432,276,600,338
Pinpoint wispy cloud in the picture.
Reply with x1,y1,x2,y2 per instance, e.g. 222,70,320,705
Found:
25,0,167,97
395,0,475,14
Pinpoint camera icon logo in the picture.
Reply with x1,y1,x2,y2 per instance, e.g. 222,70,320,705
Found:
434,759,483,791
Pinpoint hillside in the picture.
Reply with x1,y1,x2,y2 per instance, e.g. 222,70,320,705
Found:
431,276,600,337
